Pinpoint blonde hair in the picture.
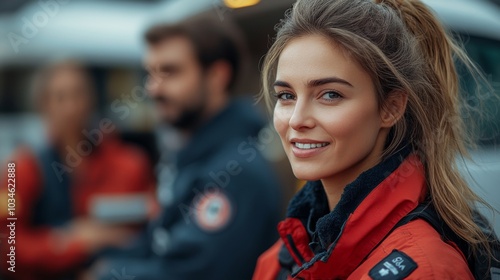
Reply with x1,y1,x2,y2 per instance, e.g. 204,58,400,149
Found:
261,0,495,257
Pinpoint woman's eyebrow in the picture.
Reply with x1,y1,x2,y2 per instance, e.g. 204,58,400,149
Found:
273,77,353,88
308,77,353,87
273,80,291,87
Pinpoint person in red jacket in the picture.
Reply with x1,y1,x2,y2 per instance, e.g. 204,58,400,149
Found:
0,60,155,280
253,0,497,279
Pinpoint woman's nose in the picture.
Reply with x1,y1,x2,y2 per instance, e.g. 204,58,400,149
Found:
289,99,315,131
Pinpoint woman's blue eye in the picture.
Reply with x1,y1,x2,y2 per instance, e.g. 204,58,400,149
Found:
276,92,295,100
322,91,342,100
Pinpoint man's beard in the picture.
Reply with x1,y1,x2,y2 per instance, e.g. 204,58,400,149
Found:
154,87,207,130
171,99,205,130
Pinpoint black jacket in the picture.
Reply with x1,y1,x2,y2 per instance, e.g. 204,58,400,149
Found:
99,99,283,280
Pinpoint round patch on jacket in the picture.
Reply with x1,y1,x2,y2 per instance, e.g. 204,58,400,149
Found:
193,190,232,232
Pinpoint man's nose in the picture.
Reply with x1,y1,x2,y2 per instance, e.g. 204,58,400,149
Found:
146,75,162,97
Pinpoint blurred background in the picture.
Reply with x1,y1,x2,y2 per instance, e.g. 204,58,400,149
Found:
0,0,499,264
0,0,302,164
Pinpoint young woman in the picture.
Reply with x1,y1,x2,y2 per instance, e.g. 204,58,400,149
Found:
253,0,496,279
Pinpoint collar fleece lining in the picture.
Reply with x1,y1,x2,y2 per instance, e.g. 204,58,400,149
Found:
286,146,412,250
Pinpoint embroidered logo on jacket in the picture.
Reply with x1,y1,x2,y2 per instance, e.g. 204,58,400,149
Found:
193,190,232,232
369,250,418,280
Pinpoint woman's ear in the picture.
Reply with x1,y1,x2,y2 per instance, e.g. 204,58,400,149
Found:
381,90,408,128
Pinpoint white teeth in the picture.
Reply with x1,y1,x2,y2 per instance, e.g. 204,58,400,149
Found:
294,142,329,149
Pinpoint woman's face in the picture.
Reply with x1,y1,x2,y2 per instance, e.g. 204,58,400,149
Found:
42,68,94,138
273,34,389,182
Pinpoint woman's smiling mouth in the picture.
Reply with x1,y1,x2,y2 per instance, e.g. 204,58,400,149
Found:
290,139,331,158
293,142,330,149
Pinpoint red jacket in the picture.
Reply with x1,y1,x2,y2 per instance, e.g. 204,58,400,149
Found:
253,150,473,279
0,137,155,279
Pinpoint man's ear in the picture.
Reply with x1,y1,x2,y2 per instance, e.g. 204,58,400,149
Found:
381,90,408,128
206,60,232,93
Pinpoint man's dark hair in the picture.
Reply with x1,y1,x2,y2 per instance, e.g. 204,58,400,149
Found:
145,14,245,91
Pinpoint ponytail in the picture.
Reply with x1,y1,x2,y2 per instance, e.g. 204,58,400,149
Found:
376,0,494,258
376,0,458,93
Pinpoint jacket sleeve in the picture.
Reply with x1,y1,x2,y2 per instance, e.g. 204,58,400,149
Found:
252,240,283,280
0,149,88,274
98,154,282,280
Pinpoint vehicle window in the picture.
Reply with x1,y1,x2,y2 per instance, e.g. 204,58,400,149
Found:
457,35,500,146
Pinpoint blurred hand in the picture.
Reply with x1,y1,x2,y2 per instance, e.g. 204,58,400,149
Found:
77,269,95,280
78,259,110,280
66,218,136,254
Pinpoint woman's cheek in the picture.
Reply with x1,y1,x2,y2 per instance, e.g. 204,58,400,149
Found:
315,107,351,137
322,101,377,135
323,107,381,155
273,106,291,138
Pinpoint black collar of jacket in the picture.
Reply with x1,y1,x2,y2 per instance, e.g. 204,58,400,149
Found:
175,98,265,168
286,146,413,251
